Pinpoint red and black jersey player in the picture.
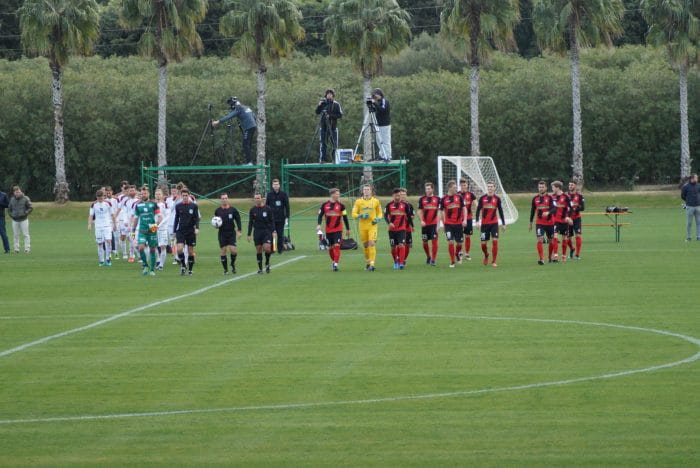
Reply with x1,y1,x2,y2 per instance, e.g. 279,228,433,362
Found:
550,180,573,262
399,188,415,263
457,178,476,262
528,180,556,265
418,182,441,266
475,181,507,267
440,180,467,268
317,188,352,272
384,188,410,269
567,180,585,259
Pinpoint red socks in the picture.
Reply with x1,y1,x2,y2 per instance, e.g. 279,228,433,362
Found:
537,241,544,260
492,240,498,263
422,242,430,258
448,243,455,263
398,244,406,264
548,241,554,260
465,237,471,255
481,242,488,257
562,238,568,257
456,243,462,257
432,239,438,260
551,237,559,256
576,236,582,256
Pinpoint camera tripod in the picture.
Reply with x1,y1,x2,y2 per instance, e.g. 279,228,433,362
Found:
304,110,337,164
354,109,389,162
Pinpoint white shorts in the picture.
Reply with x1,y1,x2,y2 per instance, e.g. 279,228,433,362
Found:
95,226,113,244
119,218,131,236
157,229,169,246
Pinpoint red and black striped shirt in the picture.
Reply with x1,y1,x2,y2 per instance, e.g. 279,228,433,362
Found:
440,194,464,225
418,195,440,226
530,194,555,226
317,201,349,233
384,201,409,232
459,191,476,220
476,195,505,226
552,193,572,223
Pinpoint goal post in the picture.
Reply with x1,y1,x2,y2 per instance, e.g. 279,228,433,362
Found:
437,156,519,224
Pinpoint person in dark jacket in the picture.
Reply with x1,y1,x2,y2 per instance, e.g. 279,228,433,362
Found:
265,178,290,254
315,89,343,163
681,173,700,241
212,97,258,165
0,188,9,253
8,185,32,253
370,88,391,161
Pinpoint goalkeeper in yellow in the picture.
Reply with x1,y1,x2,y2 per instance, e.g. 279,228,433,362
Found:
352,184,383,271
131,185,163,276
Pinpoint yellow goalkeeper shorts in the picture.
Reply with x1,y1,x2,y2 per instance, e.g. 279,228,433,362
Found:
359,227,378,244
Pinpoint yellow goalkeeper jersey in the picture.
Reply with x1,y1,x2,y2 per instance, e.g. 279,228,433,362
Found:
352,196,383,228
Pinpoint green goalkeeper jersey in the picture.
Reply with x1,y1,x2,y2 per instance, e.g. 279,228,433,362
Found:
133,201,160,233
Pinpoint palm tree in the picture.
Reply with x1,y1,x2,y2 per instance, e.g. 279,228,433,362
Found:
325,0,411,161
641,0,699,181
18,0,100,203
440,0,520,156
532,0,624,186
220,0,305,175
119,0,207,175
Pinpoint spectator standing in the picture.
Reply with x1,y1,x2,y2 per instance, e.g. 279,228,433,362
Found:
8,185,33,253
681,173,700,241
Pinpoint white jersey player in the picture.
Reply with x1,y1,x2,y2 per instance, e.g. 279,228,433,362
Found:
103,186,120,258
154,188,171,270
115,185,138,262
88,189,116,266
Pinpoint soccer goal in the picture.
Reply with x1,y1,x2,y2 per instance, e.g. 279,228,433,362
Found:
437,156,519,224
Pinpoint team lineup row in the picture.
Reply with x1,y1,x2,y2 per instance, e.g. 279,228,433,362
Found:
87,178,584,274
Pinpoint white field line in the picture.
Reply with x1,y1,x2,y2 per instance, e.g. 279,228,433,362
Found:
0,314,697,425
0,256,307,359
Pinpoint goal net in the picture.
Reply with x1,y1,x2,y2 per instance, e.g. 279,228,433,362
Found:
437,156,519,224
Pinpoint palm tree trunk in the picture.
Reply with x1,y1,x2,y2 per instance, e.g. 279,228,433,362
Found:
469,66,480,156
570,25,584,187
157,62,168,181
256,66,268,191
362,75,373,183
679,63,690,181
470,25,480,157
50,61,69,203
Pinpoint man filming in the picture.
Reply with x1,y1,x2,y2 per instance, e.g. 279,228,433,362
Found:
370,88,391,161
315,88,343,163
212,97,257,165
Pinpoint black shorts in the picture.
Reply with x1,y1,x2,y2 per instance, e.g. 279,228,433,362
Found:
326,231,343,246
463,219,473,236
445,224,464,243
389,230,407,246
218,230,237,248
421,225,438,241
176,231,197,246
480,223,499,241
406,230,413,246
535,224,554,239
254,229,273,246
568,218,582,236
555,223,569,235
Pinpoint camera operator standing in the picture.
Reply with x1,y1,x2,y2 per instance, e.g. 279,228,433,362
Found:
315,89,343,163
371,88,391,161
212,97,258,165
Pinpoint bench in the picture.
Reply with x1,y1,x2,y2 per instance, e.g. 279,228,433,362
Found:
582,212,631,242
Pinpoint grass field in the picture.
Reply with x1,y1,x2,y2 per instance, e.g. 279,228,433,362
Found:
0,192,698,465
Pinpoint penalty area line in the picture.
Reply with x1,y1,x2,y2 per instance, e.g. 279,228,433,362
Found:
0,255,307,359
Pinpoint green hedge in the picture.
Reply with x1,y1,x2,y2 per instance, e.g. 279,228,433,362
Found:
0,45,697,200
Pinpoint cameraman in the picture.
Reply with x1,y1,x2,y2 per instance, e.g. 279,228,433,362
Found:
212,97,257,165
370,88,391,161
315,89,343,163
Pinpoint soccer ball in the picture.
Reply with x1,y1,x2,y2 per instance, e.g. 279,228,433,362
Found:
211,216,223,228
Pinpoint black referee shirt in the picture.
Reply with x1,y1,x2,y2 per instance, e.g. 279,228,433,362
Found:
215,206,242,233
248,205,275,236
174,202,200,234
265,189,290,222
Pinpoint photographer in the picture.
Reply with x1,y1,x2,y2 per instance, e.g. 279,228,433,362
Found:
212,97,257,165
315,89,343,163
370,88,391,161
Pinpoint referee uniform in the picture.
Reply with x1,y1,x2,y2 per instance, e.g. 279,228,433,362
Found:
248,204,275,272
265,188,289,253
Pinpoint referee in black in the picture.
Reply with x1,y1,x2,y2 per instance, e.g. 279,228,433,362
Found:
248,192,276,274
265,178,290,254
215,193,242,274
173,188,200,276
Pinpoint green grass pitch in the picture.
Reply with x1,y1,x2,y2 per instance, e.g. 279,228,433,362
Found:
0,192,698,465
